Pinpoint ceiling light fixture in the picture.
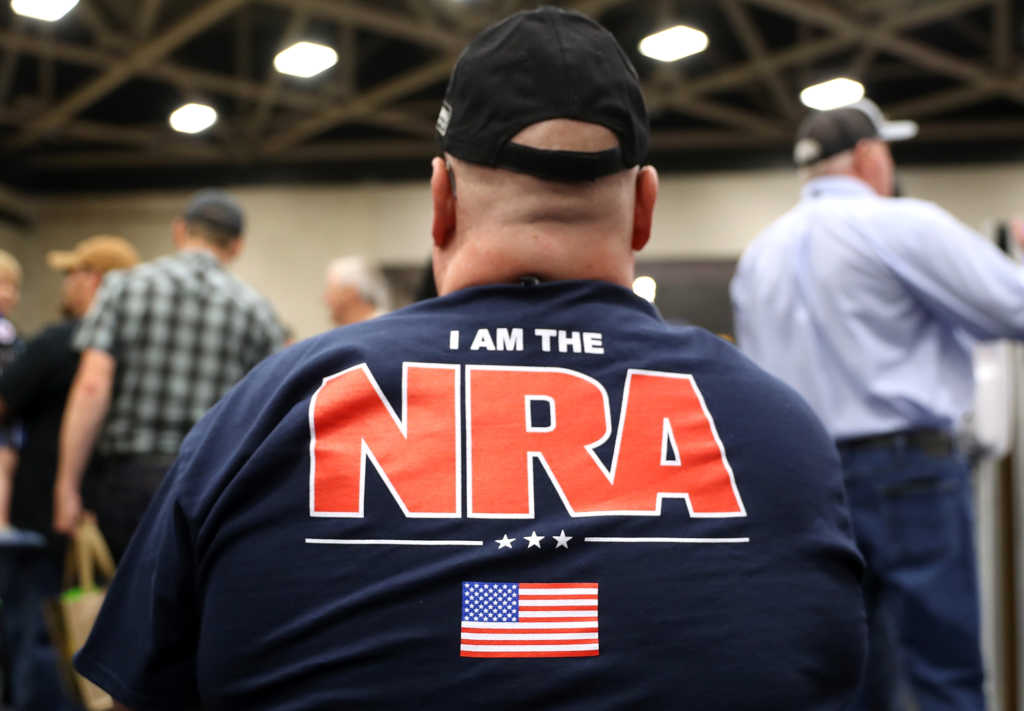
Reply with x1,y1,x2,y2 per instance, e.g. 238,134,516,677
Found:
169,103,218,134
638,25,708,63
273,41,339,79
799,77,865,111
11,0,79,22
632,276,657,303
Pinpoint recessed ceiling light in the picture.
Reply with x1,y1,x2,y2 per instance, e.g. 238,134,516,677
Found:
273,41,339,79
11,0,79,22
633,276,657,303
638,25,708,63
169,103,218,134
799,77,865,111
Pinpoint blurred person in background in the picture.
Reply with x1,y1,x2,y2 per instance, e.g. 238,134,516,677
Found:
324,255,391,326
53,190,286,560
730,99,1024,711
0,249,22,541
71,9,864,710
0,235,138,711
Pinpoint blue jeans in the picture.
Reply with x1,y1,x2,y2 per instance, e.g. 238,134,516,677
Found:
0,544,80,711
839,442,985,711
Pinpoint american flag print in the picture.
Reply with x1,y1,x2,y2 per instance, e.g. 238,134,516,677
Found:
460,582,599,658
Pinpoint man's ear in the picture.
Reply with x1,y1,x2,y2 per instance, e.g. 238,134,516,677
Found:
225,237,243,261
171,218,187,249
431,157,456,247
632,165,658,251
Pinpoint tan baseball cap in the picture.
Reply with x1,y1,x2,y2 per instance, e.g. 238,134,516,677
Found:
47,235,140,273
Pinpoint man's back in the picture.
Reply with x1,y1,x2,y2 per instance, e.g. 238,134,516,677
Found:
78,281,865,710
77,250,283,456
1,320,77,537
732,175,1024,440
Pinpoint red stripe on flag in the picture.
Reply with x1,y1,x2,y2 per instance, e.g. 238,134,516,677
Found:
461,650,600,658
518,594,598,600
519,583,597,589
462,639,596,646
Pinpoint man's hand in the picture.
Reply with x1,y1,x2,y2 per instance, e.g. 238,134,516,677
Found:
53,479,83,534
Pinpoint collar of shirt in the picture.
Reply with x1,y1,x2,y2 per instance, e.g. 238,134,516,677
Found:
177,248,224,270
800,175,876,202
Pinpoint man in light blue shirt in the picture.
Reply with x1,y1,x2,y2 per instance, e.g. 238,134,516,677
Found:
731,99,1024,711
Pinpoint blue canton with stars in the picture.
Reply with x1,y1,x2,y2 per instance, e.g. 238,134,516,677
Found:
462,582,519,623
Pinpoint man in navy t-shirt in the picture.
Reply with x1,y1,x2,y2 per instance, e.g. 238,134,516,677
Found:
76,8,866,710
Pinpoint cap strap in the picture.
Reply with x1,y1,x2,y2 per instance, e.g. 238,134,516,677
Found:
496,143,626,182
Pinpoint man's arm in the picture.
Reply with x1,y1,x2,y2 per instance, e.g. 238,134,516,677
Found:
54,348,115,533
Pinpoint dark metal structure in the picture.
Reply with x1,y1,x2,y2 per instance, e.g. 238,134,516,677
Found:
0,0,1020,189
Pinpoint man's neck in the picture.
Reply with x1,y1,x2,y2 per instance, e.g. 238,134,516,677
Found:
178,239,233,264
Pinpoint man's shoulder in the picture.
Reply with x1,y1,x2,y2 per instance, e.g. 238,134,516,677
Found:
31,320,76,347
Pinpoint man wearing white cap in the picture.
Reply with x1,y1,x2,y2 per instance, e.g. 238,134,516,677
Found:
731,99,1024,710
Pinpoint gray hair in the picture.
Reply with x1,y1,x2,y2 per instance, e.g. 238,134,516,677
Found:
326,256,392,311
798,149,856,183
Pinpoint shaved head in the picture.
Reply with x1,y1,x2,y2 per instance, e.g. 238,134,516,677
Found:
430,120,658,296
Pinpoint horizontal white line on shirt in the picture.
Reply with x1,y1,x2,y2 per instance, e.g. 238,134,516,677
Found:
584,537,750,544
305,538,483,546
520,610,597,618
518,599,597,607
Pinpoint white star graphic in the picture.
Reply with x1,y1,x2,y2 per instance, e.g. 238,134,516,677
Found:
553,529,573,549
495,534,516,549
525,531,545,549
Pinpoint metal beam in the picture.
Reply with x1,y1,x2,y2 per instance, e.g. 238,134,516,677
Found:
993,0,1013,73
885,85,1000,120
37,28,55,105
719,0,799,119
136,0,164,39
685,35,855,96
0,17,26,107
7,0,248,151
259,0,463,52
662,94,789,136
262,56,454,153
255,0,990,154
568,0,634,19
0,30,348,114
30,117,1024,172
916,119,1024,141
652,129,784,151
745,0,1016,94
77,0,129,49
249,9,310,136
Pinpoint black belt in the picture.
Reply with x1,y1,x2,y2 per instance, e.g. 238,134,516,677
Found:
836,428,956,456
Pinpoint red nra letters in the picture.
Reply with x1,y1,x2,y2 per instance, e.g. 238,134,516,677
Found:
309,363,746,519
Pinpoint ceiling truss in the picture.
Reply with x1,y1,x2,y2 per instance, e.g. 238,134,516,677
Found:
0,0,1019,179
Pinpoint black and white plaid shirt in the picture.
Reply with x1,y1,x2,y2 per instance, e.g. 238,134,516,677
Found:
75,250,285,456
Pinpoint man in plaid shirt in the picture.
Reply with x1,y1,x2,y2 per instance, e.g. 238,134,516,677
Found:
53,190,285,559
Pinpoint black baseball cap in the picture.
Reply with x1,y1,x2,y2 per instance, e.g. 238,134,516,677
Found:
183,189,245,236
436,6,649,182
793,98,918,167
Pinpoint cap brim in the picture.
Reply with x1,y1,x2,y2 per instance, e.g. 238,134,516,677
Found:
46,250,79,271
878,119,918,142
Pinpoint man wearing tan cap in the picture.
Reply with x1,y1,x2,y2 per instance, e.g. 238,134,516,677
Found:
0,234,138,711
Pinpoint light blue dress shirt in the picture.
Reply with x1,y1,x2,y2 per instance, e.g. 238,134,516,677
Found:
730,175,1024,440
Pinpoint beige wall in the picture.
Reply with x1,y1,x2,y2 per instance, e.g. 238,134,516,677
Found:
12,161,1024,340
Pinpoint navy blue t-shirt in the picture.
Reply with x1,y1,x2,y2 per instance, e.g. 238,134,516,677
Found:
76,281,865,711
